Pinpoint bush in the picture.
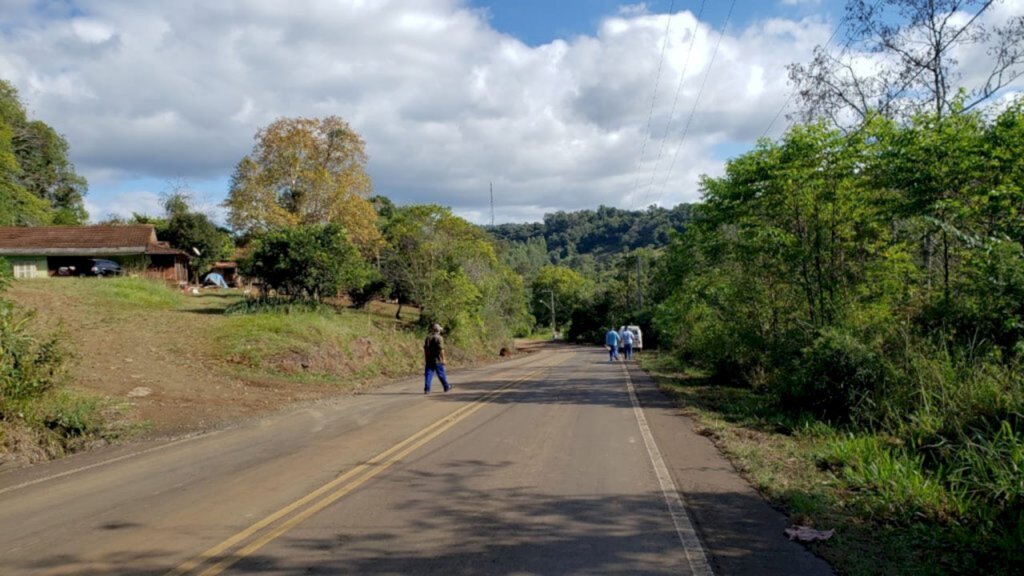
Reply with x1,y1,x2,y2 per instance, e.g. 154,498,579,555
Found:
243,224,372,301
348,274,387,308
224,295,334,316
35,389,106,438
778,327,884,422
0,300,70,416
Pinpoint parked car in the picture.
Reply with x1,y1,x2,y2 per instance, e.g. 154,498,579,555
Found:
87,258,123,277
618,325,643,350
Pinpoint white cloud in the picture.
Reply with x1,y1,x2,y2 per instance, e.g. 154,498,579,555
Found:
618,4,651,17
8,0,1013,225
96,190,164,221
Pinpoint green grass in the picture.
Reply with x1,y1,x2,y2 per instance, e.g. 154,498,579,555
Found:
85,277,189,310
209,307,426,385
1,387,136,462
638,352,1009,576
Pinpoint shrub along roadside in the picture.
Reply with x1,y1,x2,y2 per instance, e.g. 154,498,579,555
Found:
210,305,424,382
640,352,1021,576
0,262,128,465
645,105,1024,575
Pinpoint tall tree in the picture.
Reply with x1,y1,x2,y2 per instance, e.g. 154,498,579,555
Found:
0,79,88,224
160,193,232,277
381,205,486,327
225,116,381,254
789,0,1024,126
13,121,88,224
380,204,530,338
530,265,592,331
0,119,50,226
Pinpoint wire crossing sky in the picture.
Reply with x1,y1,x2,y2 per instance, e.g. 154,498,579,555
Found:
628,0,676,211
648,0,736,211
634,0,707,213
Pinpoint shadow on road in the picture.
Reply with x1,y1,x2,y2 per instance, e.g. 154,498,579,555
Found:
245,464,823,575
421,349,640,409
5,348,831,576
9,486,824,575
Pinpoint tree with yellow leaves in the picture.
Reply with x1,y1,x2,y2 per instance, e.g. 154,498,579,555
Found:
225,116,382,255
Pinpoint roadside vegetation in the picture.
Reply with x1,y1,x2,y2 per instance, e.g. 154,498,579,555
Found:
0,263,128,462
642,353,1016,576
636,86,1023,576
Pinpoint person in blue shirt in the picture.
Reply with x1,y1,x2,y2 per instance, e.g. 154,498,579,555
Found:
621,327,635,361
604,328,620,362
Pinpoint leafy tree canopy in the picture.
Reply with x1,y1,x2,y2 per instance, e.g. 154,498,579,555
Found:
159,193,233,275
380,204,531,338
243,223,370,301
225,116,381,255
530,265,592,329
487,203,694,268
0,78,88,224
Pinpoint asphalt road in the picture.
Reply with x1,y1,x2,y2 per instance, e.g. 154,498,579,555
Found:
0,346,833,575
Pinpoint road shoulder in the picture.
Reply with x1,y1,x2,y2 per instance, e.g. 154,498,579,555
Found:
627,362,834,576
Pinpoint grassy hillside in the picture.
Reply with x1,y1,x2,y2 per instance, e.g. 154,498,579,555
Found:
2,277,498,466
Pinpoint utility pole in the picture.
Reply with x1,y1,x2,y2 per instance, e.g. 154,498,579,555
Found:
636,254,643,311
550,289,556,340
540,288,557,340
490,181,495,227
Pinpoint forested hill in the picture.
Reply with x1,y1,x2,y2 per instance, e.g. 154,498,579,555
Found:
485,203,695,261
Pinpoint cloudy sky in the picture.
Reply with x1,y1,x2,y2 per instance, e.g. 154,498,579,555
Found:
1,0,1021,225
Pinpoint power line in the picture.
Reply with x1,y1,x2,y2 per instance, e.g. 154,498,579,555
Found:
652,0,736,208
633,0,707,211
627,1,676,208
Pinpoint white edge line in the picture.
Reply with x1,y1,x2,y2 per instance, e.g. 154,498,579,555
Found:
0,433,210,496
623,362,715,576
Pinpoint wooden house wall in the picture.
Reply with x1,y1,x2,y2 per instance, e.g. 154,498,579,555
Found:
145,254,188,283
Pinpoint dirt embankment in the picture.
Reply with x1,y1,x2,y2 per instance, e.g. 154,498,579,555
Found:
6,280,540,450
8,282,339,438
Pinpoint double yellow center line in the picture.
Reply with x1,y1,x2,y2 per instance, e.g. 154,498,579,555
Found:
167,354,567,576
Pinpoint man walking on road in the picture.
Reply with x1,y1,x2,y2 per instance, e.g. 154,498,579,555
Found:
424,323,451,394
604,327,621,362
621,327,635,361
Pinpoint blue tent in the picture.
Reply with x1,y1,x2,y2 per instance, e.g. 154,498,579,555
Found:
203,272,229,288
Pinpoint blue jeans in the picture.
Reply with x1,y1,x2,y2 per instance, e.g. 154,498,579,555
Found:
608,346,619,361
425,364,449,392
623,343,633,360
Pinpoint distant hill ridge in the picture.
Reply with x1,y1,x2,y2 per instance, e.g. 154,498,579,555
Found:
485,203,695,261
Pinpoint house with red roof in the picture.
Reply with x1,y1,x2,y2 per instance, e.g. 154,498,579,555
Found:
0,225,189,283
